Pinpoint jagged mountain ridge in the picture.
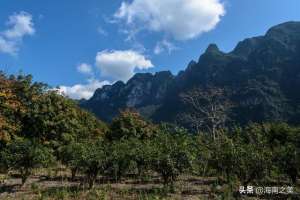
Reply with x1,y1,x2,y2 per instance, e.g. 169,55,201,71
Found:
81,71,174,121
81,21,300,125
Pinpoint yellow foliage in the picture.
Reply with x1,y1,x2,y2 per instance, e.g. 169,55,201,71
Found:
0,76,24,142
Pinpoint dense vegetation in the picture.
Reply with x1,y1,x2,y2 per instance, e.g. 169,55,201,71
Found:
0,72,299,199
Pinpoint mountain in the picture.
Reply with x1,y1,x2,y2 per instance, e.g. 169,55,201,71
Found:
81,71,174,121
81,21,300,126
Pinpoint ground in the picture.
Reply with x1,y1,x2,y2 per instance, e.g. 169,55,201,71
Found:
0,169,299,200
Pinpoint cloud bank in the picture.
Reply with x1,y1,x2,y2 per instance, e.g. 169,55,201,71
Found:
96,50,153,82
59,79,110,100
115,0,225,41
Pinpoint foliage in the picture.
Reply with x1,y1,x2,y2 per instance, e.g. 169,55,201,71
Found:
22,91,107,147
207,123,300,185
0,73,37,143
59,142,86,180
0,72,107,148
107,109,156,141
263,123,300,183
149,125,194,186
62,140,108,189
1,71,300,194
106,139,136,181
1,138,55,185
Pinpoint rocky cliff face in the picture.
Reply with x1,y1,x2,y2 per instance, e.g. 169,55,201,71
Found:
81,71,174,121
81,22,300,126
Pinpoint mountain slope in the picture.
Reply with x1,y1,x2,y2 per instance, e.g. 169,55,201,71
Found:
81,71,174,121
81,21,300,126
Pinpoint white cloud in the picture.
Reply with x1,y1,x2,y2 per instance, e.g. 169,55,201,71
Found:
77,63,93,75
154,40,178,55
95,50,153,82
59,50,153,99
0,12,35,55
58,79,110,100
0,37,17,54
115,0,225,41
3,12,35,39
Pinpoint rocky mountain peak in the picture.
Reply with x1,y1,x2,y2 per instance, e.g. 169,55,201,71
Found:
205,43,221,54
232,37,263,58
81,21,300,125
266,21,300,39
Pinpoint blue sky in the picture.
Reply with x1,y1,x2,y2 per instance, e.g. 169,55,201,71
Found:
1,0,300,99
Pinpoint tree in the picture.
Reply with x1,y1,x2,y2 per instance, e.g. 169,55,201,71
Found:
21,90,107,151
127,138,152,180
233,125,272,185
210,125,272,185
180,87,232,139
82,141,109,189
209,134,238,183
104,110,158,182
149,125,194,188
264,123,300,184
106,139,152,182
0,73,25,143
107,109,156,141
1,139,55,185
192,134,213,177
62,140,108,189
106,140,135,182
275,144,299,184
0,72,107,147
234,142,271,185
60,142,86,181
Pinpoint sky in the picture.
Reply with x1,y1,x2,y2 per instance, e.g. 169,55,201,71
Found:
0,0,300,99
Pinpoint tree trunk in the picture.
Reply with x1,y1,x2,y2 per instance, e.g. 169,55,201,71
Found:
21,176,27,186
87,168,98,189
71,168,77,181
20,169,30,186
88,178,95,189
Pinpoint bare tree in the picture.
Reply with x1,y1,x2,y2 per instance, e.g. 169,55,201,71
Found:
179,87,232,139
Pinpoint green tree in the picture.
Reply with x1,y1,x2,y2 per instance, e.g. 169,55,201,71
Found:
107,109,156,141
150,125,194,188
62,140,108,189
82,141,108,189
211,126,272,185
128,138,153,180
106,139,137,182
23,91,107,146
264,123,300,184
1,139,55,185
275,144,299,184
60,142,86,180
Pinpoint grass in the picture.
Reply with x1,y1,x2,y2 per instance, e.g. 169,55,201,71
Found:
0,169,299,200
